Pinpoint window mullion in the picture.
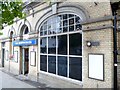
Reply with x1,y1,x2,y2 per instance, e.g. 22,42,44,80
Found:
67,34,69,78
47,37,48,72
74,15,75,31
56,35,58,75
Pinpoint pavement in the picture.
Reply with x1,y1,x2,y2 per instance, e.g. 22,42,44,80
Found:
0,67,59,90
0,68,36,89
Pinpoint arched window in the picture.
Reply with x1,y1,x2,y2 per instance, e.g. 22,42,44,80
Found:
21,25,29,40
10,31,14,55
10,31,13,39
39,14,82,81
23,26,29,34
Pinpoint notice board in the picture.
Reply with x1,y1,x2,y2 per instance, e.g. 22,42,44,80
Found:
88,54,104,81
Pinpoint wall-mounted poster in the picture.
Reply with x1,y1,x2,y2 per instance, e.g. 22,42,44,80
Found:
88,54,104,81
5,50,9,61
14,51,18,63
30,51,36,66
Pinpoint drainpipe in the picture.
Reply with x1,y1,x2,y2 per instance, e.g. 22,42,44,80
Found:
113,11,118,90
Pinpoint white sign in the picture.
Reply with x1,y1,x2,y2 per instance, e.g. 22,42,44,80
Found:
88,54,104,80
30,51,36,66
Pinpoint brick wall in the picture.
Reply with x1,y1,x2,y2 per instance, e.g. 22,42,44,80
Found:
82,18,114,88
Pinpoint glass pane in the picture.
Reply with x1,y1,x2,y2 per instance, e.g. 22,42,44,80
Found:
69,25,74,31
63,27,68,32
43,24,47,30
40,26,43,36
68,14,74,18
40,32,43,36
58,35,67,55
52,23,56,30
24,27,29,34
75,16,81,24
40,38,47,53
58,15,63,20
63,14,68,20
48,56,56,74
75,24,82,31
58,56,67,77
69,18,74,25
48,30,51,35
63,20,68,27
56,28,62,33
48,36,56,54
40,55,47,71
69,33,82,55
48,24,52,30
44,30,47,35
69,57,82,81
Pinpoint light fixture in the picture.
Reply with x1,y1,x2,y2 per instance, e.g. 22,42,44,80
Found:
86,41,92,47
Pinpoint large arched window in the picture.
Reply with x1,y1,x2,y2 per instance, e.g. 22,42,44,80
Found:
39,14,82,81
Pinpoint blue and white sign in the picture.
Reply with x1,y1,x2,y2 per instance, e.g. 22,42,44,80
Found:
13,39,37,46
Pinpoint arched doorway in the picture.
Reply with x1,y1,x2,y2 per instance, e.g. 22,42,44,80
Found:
19,25,29,75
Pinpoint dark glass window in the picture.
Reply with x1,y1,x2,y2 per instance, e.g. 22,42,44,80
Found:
58,56,67,77
40,26,43,36
10,31,13,39
75,16,81,24
24,27,29,34
48,36,56,54
48,56,56,74
69,57,82,81
69,14,74,18
69,25,74,31
69,18,74,25
40,14,82,81
63,27,68,32
58,35,67,55
40,14,82,36
69,33,82,55
40,38,47,53
63,14,67,20
40,55,47,71
63,20,68,27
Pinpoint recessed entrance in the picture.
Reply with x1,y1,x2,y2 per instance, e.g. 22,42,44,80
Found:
20,48,29,75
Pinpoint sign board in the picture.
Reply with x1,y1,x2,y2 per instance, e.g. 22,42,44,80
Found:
88,54,104,81
13,39,37,46
30,51,36,66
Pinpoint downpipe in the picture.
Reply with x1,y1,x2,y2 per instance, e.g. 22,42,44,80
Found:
113,11,118,90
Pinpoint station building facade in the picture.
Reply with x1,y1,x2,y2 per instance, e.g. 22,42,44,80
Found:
0,0,120,88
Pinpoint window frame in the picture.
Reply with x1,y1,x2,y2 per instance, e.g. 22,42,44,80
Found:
39,13,83,82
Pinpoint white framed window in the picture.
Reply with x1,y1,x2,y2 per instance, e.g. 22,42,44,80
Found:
23,26,29,40
39,14,82,81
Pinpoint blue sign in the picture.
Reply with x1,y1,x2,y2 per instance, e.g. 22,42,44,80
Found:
13,39,37,46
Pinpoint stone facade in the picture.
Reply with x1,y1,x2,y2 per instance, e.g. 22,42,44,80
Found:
0,0,120,88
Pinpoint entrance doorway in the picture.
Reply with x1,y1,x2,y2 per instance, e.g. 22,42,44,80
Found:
20,48,29,75
2,48,5,67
